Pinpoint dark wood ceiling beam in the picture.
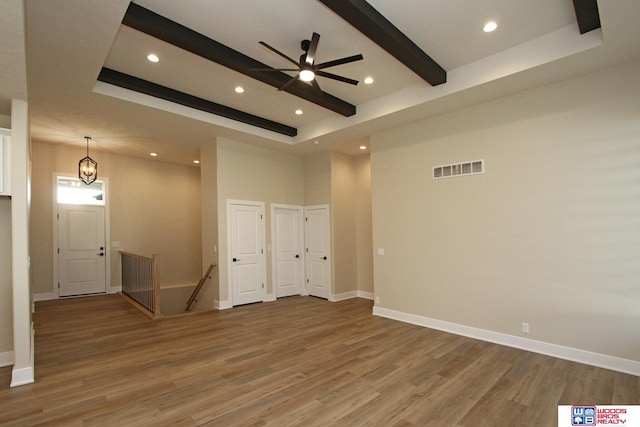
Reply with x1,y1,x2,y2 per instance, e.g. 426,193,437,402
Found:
122,3,356,117
318,0,446,86
572,0,601,34
98,68,297,137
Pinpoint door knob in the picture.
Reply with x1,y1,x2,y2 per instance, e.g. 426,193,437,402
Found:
233,257,241,262
322,256,327,260
97,253,105,256
295,254,300,258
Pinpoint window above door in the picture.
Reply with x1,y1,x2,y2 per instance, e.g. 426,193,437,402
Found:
56,177,104,206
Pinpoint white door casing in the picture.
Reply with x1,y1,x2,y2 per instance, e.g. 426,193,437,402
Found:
304,205,331,299
228,201,266,306
272,204,304,298
58,205,107,296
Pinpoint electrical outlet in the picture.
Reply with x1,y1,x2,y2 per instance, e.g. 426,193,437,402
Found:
375,296,380,305
522,322,530,333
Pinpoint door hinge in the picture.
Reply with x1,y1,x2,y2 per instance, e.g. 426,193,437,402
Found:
306,248,309,253
57,213,59,219
261,249,264,254
306,278,309,283
57,248,60,254
305,217,308,222
262,283,264,289
261,214,263,220
58,283,60,289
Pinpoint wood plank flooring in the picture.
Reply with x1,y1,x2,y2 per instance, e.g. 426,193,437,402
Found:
1,295,638,426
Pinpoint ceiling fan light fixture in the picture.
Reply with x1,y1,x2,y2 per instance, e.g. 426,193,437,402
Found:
299,69,315,82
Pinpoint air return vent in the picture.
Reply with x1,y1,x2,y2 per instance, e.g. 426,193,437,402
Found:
433,160,484,179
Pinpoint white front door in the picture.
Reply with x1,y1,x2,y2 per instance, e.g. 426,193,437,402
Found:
229,201,266,306
305,205,331,299
58,205,107,296
272,205,304,298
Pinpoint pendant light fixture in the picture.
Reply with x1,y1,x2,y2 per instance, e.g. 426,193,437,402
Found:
79,136,97,185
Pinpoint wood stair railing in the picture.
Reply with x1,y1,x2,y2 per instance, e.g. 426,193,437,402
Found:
185,264,216,311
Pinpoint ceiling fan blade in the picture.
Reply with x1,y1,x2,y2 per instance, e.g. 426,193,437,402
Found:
305,32,320,66
316,54,364,70
311,78,323,94
278,75,299,91
259,41,300,67
316,71,359,85
251,68,300,72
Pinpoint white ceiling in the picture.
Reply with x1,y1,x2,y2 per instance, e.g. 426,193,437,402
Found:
1,0,639,165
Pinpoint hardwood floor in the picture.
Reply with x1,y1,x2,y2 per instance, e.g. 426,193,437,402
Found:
1,295,638,426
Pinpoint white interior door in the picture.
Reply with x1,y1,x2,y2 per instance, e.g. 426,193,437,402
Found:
273,205,304,298
305,205,331,299
229,202,266,306
58,205,106,296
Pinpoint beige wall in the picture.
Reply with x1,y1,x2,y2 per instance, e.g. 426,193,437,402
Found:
371,58,640,362
330,152,358,296
304,151,373,298
30,141,202,295
0,198,13,358
195,140,219,310
354,154,373,294
303,151,331,206
217,138,305,302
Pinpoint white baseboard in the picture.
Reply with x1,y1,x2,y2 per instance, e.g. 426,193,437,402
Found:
330,291,358,302
11,366,34,387
373,306,640,377
35,286,121,302
33,292,56,302
329,290,374,302
0,351,14,368
215,300,232,310
10,324,35,387
357,291,374,300
265,293,276,302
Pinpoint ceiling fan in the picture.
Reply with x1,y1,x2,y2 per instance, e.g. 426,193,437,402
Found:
255,32,364,92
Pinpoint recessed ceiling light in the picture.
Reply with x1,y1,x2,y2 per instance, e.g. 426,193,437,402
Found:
235,86,244,94
364,77,374,85
150,152,158,157
313,140,320,145
193,160,200,164
360,145,367,150
483,21,498,32
147,53,159,63
295,109,303,115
